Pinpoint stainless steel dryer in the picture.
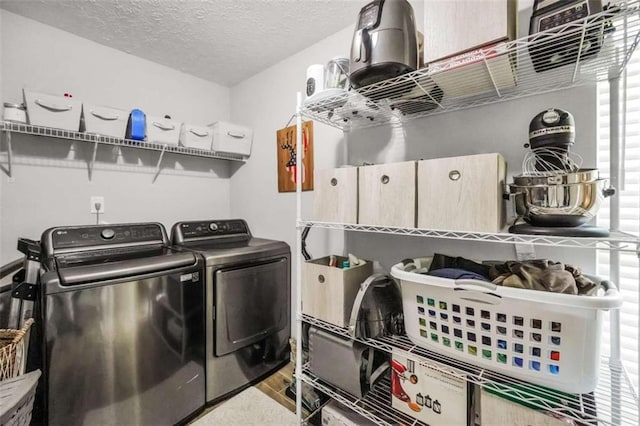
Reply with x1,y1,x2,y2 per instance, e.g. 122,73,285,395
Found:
37,222,205,426
171,219,290,404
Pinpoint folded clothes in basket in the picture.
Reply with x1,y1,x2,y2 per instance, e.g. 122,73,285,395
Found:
426,253,597,296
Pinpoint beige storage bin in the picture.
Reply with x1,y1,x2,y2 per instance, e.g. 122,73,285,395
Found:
302,256,373,328
146,115,181,145
209,121,253,157
81,103,128,138
23,89,82,131
179,123,213,150
418,153,506,232
358,161,416,228
312,167,358,224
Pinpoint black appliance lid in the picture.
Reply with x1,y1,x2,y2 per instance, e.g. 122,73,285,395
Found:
54,246,197,285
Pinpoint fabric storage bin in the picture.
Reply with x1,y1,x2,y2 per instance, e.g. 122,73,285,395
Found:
302,256,373,328
179,123,213,150
146,115,181,145
23,89,82,131
417,153,506,232
312,167,358,224
358,161,416,228
209,121,253,157
81,103,128,138
390,257,622,394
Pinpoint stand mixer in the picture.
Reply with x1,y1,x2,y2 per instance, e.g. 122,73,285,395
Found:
508,108,615,237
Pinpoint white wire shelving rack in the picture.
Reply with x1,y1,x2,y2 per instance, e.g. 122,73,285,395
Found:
302,314,639,426
294,1,640,425
301,1,640,130
0,121,246,181
299,368,429,426
299,220,640,253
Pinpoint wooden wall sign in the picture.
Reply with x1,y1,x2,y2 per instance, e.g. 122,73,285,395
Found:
277,121,314,193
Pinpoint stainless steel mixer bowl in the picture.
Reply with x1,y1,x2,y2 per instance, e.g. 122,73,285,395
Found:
509,179,615,227
512,169,599,186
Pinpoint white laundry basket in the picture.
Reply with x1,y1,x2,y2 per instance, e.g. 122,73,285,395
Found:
391,257,623,394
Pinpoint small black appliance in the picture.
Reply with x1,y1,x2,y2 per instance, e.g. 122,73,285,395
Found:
350,0,418,89
528,0,604,73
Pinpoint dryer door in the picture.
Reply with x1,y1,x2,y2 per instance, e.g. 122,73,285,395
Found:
214,258,289,356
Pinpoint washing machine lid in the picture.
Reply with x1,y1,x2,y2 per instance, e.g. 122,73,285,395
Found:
171,220,290,266
180,237,289,266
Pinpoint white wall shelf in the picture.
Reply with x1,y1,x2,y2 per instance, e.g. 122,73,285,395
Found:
302,314,639,426
301,1,640,131
299,220,640,253
0,121,246,182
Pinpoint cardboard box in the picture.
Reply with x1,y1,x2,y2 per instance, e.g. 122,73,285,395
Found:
429,43,517,98
391,350,472,425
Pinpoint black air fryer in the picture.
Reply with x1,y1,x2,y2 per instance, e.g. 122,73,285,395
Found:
349,0,418,89
528,108,575,171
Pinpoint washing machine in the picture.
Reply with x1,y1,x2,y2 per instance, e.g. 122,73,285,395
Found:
171,219,291,404
37,222,205,425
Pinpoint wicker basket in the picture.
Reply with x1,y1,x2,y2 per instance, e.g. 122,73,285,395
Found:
0,319,34,381
0,369,41,426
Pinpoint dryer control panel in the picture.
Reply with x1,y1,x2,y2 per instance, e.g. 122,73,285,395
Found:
177,219,249,239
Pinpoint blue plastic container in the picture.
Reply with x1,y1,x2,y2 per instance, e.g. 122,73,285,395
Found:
126,109,146,141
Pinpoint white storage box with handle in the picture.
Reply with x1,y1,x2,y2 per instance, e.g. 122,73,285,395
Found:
81,104,128,138
179,123,213,150
209,121,253,157
391,257,622,393
146,115,181,145
23,89,82,131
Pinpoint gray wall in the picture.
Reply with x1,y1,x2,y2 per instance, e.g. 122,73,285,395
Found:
0,11,232,264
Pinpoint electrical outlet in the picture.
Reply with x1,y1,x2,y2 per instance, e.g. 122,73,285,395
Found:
90,196,105,214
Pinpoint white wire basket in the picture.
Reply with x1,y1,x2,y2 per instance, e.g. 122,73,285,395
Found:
391,258,623,394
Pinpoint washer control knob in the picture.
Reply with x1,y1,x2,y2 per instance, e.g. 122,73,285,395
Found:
208,222,218,232
101,229,115,240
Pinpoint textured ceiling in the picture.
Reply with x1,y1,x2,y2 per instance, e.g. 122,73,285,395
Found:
0,0,364,86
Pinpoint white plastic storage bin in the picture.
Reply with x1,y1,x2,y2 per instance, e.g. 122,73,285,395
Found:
358,161,416,228
313,167,358,224
81,104,128,138
179,123,213,150
23,89,82,131
146,115,181,145
418,153,506,232
391,257,622,393
209,121,253,157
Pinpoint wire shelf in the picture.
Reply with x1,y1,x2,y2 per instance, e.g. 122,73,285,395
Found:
301,314,639,426
301,1,640,130
298,220,640,253
299,369,428,426
0,121,247,162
